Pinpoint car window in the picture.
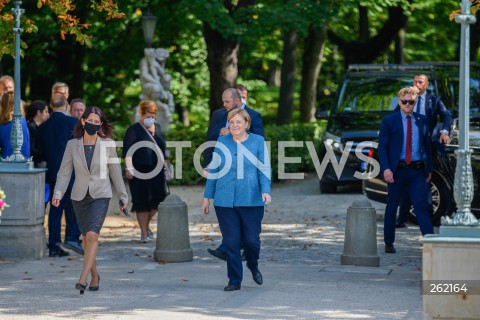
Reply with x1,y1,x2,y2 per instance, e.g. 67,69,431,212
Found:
337,75,429,113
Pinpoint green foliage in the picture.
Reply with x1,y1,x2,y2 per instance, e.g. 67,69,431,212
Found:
164,125,207,186
265,122,325,181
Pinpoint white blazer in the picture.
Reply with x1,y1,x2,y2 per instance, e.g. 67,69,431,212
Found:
53,136,128,204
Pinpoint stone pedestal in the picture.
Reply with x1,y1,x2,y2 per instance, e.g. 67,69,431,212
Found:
422,228,480,320
154,194,193,262
0,167,47,260
341,199,379,267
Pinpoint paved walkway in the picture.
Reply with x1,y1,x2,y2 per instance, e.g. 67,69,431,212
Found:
0,174,426,319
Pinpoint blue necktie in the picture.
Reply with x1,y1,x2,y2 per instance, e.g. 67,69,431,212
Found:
416,96,422,114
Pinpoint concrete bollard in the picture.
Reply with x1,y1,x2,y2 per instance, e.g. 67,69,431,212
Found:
0,167,47,260
154,194,193,262
341,199,379,267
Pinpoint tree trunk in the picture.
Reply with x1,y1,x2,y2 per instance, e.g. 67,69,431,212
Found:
328,6,409,66
359,5,370,42
203,26,239,116
394,26,406,64
277,31,297,125
470,22,480,61
300,25,327,123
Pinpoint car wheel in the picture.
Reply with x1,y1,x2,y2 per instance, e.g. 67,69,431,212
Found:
409,173,454,226
320,180,337,194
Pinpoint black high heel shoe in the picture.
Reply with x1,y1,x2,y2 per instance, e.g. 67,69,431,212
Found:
89,275,100,291
75,282,87,295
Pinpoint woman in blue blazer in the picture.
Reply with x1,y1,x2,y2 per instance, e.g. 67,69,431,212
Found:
202,108,272,291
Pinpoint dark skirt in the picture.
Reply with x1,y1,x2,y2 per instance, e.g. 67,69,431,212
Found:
128,164,168,213
72,192,110,236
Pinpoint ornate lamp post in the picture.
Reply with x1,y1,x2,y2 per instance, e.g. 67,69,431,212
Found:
442,0,479,226
141,8,157,48
3,1,27,164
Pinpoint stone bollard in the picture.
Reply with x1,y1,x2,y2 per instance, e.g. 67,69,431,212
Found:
154,194,193,262
0,167,47,260
341,199,379,267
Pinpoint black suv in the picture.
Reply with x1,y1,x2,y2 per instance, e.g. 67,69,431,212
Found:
316,64,454,193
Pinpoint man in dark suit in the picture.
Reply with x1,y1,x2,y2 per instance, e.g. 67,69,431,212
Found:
203,87,264,169
395,74,453,228
37,93,83,257
378,87,434,253
204,86,264,261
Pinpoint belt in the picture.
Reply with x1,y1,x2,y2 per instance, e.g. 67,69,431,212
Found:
398,160,424,169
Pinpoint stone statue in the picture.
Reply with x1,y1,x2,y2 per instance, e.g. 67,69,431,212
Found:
137,48,175,132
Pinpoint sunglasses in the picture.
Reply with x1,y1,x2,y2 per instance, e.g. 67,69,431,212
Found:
400,99,416,105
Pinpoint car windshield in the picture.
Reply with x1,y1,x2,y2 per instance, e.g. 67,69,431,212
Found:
337,75,428,113
448,77,480,113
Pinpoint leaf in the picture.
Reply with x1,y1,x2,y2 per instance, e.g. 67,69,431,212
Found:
127,270,135,273
159,261,168,265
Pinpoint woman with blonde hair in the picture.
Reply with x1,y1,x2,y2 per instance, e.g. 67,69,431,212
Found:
202,108,272,291
0,91,30,159
123,100,168,243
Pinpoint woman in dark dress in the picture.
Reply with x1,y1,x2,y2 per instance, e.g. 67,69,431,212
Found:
123,100,168,243
52,107,128,294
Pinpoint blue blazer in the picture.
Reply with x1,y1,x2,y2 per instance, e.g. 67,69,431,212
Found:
423,93,452,153
204,133,271,207
378,111,432,177
0,117,30,159
203,106,264,167
37,112,78,184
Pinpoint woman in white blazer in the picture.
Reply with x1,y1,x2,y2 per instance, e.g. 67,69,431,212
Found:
53,107,128,294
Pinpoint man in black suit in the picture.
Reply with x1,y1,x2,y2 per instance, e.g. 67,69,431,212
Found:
38,93,83,257
204,86,264,261
203,87,264,169
379,87,434,253
395,74,453,228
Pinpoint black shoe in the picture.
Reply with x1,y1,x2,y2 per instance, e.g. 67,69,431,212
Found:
75,282,87,295
385,244,396,254
88,275,100,291
63,241,84,255
247,263,263,285
49,248,70,257
224,284,241,291
207,248,227,261
395,220,407,228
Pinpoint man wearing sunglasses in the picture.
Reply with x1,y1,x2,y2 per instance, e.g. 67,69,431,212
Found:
395,74,453,228
378,87,434,254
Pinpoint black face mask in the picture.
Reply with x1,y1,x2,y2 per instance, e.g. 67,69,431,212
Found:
84,122,100,136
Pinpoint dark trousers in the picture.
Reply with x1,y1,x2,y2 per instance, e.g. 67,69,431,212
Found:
48,183,81,251
215,206,264,286
397,185,433,223
384,167,433,245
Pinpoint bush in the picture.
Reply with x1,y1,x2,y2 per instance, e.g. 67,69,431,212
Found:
265,122,325,181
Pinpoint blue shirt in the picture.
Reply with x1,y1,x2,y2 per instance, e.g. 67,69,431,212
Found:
400,112,421,161
204,133,271,207
0,117,30,159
